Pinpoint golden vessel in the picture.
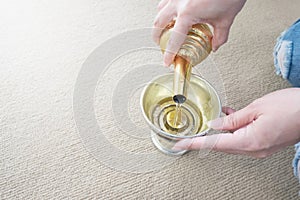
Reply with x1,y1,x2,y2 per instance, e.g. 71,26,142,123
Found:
140,74,221,155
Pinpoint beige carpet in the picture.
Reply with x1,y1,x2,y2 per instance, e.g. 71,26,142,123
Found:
1,0,300,199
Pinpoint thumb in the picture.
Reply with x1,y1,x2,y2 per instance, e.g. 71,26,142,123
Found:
211,25,231,52
207,105,256,131
164,18,192,66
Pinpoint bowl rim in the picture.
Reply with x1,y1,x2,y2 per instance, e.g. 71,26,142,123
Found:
140,73,222,140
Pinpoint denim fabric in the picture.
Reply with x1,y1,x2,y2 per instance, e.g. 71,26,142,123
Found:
274,19,300,86
293,143,300,181
273,19,300,181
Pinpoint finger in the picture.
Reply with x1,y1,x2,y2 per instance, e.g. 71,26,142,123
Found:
173,123,269,157
222,106,236,115
152,4,176,44
207,104,257,131
211,24,231,52
173,131,247,153
164,18,192,66
222,106,237,133
157,0,169,10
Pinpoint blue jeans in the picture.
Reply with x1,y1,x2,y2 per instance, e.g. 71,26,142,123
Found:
273,18,300,180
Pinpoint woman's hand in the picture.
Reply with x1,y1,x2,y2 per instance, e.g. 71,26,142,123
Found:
152,0,246,66
174,88,300,158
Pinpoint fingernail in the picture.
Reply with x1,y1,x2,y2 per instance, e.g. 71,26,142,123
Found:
212,47,217,52
172,139,193,151
207,118,223,129
154,38,159,45
157,3,163,10
163,56,171,67
163,61,169,67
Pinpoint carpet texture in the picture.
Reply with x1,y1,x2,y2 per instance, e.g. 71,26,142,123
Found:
1,0,300,199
